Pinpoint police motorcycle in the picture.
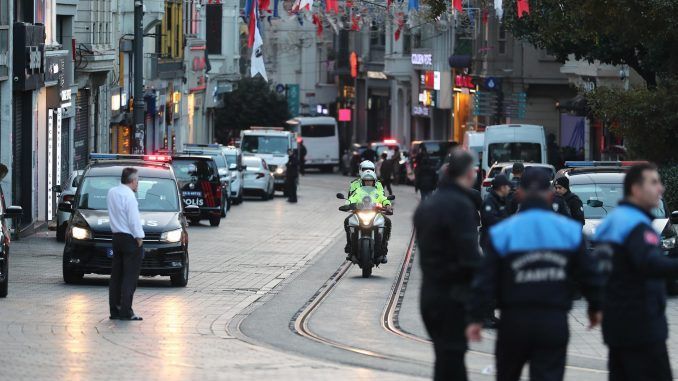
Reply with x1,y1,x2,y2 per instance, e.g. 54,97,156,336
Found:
336,191,395,278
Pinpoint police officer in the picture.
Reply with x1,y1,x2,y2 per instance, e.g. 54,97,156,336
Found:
467,167,603,381
285,149,299,203
414,150,483,381
506,163,524,215
344,161,388,257
593,163,677,381
480,174,511,250
553,176,585,225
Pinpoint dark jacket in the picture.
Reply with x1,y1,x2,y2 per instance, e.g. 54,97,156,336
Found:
508,189,572,218
299,144,307,161
469,199,603,323
380,158,395,181
414,181,482,304
562,191,585,225
594,202,678,347
414,158,438,192
480,190,509,248
361,148,377,163
286,154,300,178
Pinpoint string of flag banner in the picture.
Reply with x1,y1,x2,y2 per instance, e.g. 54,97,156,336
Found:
245,0,531,81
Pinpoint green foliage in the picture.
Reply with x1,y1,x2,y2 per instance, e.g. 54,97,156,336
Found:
502,0,678,85
587,81,678,165
214,77,290,143
659,166,678,213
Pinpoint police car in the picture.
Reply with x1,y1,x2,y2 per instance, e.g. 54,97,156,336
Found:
60,154,198,287
558,161,678,289
171,154,225,226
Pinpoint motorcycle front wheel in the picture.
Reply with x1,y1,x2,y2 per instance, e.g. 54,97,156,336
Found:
360,238,372,278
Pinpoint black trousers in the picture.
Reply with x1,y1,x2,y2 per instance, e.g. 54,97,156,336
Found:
421,294,468,381
496,310,569,381
381,178,393,195
286,176,298,202
609,342,673,381
109,233,143,318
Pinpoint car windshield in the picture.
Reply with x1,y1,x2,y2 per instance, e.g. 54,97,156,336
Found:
241,135,288,154
421,142,454,157
570,183,623,219
172,159,217,182
77,176,180,212
503,166,555,180
488,143,542,164
301,124,335,137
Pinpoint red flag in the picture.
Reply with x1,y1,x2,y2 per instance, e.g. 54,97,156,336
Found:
247,0,257,48
517,0,530,18
259,0,270,12
386,0,392,10
482,8,489,24
394,12,404,41
453,0,462,12
312,14,324,36
326,0,338,13
351,15,360,31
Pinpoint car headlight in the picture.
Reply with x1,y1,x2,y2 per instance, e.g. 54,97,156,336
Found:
71,226,91,240
275,167,285,175
161,228,183,243
662,236,676,250
357,211,376,226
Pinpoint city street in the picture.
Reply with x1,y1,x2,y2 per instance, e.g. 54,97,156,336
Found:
3,173,678,380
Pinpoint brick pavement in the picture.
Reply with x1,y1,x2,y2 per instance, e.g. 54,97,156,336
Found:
0,175,415,381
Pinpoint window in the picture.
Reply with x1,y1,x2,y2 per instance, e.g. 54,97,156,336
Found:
171,159,218,182
301,125,336,138
241,136,289,155
77,177,180,212
487,142,542,164
161,0,184,59
206,4,222,55
498,23,507,55
570,183,623,219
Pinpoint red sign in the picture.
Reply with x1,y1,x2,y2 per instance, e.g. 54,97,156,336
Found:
350,52,358,79
338,109,351,122
424,71,435,89
192,57,206,72
455,74,475,89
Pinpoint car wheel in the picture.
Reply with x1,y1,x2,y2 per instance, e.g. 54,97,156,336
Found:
226,194,232,211
170,254,189,287
56,223,67,242
0,254,8,298
209,215,221,227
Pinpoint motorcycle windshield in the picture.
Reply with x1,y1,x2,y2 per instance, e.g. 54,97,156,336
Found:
357,186,377,210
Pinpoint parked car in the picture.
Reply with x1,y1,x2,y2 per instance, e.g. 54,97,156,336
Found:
54,170,83,242
222,146,245,204
182,144,232,213
171,154,226,226
0,164,23,297
242,156,275,200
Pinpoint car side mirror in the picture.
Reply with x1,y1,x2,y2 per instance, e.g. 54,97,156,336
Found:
74,175,82,188
336,193,346,199
587,199,604,208
229,163,237,170
52,184,63,193
671,211,678,225
4,205,23,217
387,195,396,201
57,202,73,213
183,204,200,217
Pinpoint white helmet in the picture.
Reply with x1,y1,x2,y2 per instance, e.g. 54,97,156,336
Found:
360,169,377,182
359,160,375,175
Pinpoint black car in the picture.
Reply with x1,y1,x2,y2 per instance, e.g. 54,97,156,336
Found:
181,144,233,213
0,164,23,297
171,154,225,226
60,154,198,287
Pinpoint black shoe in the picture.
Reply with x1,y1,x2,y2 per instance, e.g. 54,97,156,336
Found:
109,315,120,320
120,315,143,321
381,256,388,264
344,243,351,254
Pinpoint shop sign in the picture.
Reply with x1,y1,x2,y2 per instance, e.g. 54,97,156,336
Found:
44,53,66,88
454,74,475,89
412,105,430,117
424,71,435,89
187,43,207,93
433,71,441,91
338,108,351,122
367,71,387,79
13,23,46,91
411,53,432,67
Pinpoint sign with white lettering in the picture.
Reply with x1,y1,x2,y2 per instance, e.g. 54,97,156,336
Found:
411,53,433,67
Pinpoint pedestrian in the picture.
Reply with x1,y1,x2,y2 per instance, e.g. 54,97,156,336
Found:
466,168,603,381
298,139,307,175
379,153,395,196
479,174,511,250
361,145,377,163
593,163,678,381
553,176,585,225
107,167,145,321
392,146,402,184
413,150,483,381
286,149,299,203
341,149,351,176
415,155,438,200
505,163,524,215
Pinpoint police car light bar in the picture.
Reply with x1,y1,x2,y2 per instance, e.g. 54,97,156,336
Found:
565,161,647,168
383,139,398,144
88,153,171,162
184,143,221,149
144,155,171,162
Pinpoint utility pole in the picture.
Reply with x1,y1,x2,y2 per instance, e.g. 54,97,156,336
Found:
133,0,146,153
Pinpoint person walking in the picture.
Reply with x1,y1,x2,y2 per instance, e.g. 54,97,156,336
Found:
392,146,402,184
553,177,585,225
413,150,483,381
379,153,395,196
415,154,438,200
298,140,308,175
286,149,300,203
107,167,145,321
593,163,678,381
467,168,603,381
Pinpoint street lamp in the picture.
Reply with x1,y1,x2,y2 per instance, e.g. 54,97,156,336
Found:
133,0,146,153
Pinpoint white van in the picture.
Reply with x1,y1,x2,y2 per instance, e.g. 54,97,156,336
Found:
462,131,484,166
286,117,339,172
482,124,547,174
240,127,298,191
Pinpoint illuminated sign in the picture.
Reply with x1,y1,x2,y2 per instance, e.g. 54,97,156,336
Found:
350,52,358,78
412,106,430,117
455,74,475,89
338,109,351,122
411,53,432,66
367,71,387,79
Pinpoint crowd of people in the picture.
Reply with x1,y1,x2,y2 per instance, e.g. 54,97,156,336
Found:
414,150,677,381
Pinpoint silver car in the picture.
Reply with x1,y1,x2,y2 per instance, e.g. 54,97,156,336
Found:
242,156,275,200
222,146,245,204
55,170,83,242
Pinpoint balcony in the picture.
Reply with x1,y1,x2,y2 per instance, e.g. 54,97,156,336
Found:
148,53,184,80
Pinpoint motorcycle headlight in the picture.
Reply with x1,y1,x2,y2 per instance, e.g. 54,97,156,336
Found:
275,167,285,175
161,228,183,243
662,236,676,250
357,211,377,226
71,226,91,240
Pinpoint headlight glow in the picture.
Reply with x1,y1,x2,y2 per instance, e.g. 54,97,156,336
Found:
357,211,377,225
275,167,285,175
71,226,91,240
662,236,676,250
161,228,183,243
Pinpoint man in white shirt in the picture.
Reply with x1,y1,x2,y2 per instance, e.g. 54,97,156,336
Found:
107,167,145,321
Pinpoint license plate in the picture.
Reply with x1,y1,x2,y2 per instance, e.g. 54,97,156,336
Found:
106,248,114,258
183,198,204,206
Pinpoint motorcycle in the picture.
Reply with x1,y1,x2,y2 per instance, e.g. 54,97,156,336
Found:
337,191,395,278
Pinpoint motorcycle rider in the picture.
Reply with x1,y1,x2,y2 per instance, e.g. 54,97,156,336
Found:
344,170,393,264
344,161,386,255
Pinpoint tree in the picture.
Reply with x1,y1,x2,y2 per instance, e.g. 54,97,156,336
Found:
499,0,678,87
214,77,290,143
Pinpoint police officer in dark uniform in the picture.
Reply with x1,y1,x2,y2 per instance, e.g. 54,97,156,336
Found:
553,176,585,225
285,149,299,203
480,174,511,250
414,150,482,381
467,167,603,381
593,163,678,381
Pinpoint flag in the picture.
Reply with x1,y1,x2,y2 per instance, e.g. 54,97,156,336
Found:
246,0,258,48
408,0,418,11
494,0,503,19
394,12,404,41
250,7,268,81
482,8,489,24
259,0,271,13
293,0,313,12
517,0,530,17
453,0,462,12
273,0,280,16
351,15,360,31
312,14,323,36
326,0,338,13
